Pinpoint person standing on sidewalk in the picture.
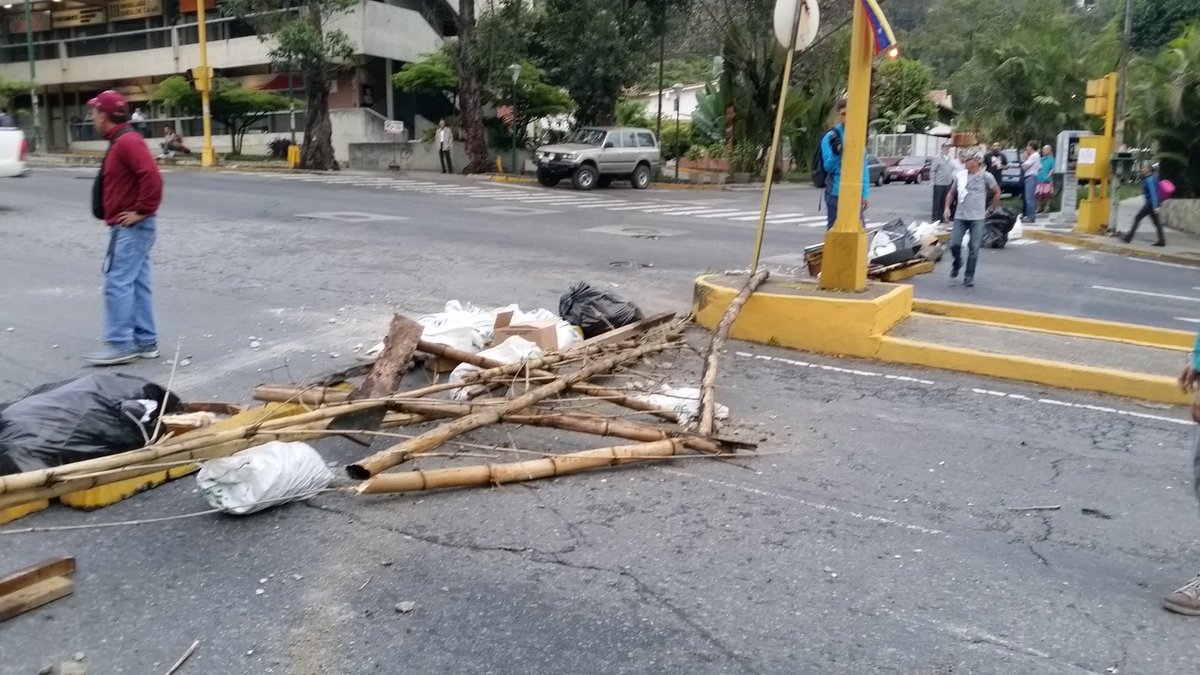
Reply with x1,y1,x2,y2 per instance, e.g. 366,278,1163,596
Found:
944,150,1000,288
984,142,1007,184
436,119,454,174
931,143,957,223
1020,141,1040,223
85,90,163,367
1164,336,1200,615
1035,145,1056,214
1123,163,1166,247
820,99,869,230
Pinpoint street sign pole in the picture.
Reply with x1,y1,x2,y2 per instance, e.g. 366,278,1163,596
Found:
196,0,216,167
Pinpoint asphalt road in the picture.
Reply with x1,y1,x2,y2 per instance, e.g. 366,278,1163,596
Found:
1,168,1199,674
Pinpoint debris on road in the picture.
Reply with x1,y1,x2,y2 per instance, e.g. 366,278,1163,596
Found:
395,601,416,613
0,291,754,525
163,639,199,675
0,555,76,623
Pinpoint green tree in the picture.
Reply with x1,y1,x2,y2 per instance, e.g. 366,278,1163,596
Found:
151,75,292,156
223,0,354,170
1131,0,1200,52
873,58,937,133
534,0,654,125
391,48,458,101
455,0,490,173
1127,23,1200,196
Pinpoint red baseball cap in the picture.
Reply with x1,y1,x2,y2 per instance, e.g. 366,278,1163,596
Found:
87,90,128,116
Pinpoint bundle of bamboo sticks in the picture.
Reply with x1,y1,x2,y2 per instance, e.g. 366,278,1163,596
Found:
0,310,754,513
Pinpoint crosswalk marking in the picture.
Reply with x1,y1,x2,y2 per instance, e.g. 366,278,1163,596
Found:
224,172,864,229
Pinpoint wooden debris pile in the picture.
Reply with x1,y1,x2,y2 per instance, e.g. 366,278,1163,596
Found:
0,307,759,513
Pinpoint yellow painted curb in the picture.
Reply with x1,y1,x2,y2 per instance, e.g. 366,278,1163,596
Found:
1024,229,1200,267
692,275,913,358
913,299,1194,350
877,336,1190,406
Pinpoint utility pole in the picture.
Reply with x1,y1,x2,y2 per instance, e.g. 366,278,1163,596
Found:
1108,0,1133,235
23,0,41,153
195,0,216,167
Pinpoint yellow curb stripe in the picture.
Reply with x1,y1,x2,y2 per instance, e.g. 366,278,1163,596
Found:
876,336,1190,406
912,299,1194,350
1024,229,1200,267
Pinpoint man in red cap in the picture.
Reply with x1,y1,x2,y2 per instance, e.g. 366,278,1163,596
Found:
85,89,164,366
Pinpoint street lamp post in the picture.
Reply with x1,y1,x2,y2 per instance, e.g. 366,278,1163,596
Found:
508,63,521,175
672,83,682,180
23,0,41,153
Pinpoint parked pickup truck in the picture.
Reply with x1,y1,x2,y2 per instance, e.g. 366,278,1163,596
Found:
0,127,28,178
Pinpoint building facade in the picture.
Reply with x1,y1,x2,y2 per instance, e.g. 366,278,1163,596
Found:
0,0,459,158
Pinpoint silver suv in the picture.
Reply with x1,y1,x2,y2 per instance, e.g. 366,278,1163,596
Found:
534,126,662,190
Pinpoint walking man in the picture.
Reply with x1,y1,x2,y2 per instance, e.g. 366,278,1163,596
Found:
1020,141,1040,223
820,99,869,230
84,90,163,366
1122,163,1166,247
931,143,956,223
436,119,454,174
944,150,1000,288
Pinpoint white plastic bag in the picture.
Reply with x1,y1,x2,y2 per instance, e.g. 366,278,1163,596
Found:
448,336,544,401
197,441,333,515
1009,219,1024,240
633,386,728,427
362,301,496,361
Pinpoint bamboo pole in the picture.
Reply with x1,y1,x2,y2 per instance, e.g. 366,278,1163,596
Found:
347,338,679,479
698,270,768,435
357,439,683,494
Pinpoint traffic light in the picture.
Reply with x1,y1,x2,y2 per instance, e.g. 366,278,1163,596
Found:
1084,75,1110,117
186,66,215,93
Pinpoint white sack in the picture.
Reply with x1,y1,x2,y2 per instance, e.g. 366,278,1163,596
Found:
197,441,333,515
448,336,544,401
633,386,729,427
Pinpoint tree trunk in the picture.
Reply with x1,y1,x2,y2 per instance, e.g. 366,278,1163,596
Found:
300,0,336,171
456,0,490,174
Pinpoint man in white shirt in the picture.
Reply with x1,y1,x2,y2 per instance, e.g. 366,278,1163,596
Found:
436,119,454,174
1020,141,1040,223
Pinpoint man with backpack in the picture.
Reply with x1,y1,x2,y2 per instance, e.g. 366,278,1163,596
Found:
815,99,869,230
1122,163,1168,246
84,90,164,366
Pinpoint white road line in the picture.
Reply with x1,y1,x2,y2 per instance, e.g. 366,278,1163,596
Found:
1092,285,1200,303
649,207,736,215
1175,317,1200,324
734,350,1189,426
1127,258,1200,270
573,201,635,208
595,203,671,211
695,210,762,219
769,216,828,225
658,468,946,536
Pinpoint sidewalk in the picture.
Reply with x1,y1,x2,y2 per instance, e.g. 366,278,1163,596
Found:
1022,196,1200,267
26,152,291,172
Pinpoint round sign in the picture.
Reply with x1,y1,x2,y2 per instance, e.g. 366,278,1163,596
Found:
773,0,820,52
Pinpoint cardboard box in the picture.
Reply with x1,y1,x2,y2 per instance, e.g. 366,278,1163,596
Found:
491,310,559,352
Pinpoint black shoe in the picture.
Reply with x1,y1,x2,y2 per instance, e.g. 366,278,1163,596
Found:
964,277,975,288
1153,240,1166,247
1121,236,1133,244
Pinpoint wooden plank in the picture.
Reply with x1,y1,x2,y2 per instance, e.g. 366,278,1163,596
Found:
0,576,74,623
328,313,422,433
0,556,75,599
564,310,675,352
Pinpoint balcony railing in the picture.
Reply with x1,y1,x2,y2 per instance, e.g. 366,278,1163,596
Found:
0,16,258,65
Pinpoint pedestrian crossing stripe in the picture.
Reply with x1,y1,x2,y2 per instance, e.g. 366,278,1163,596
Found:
231,172,853,228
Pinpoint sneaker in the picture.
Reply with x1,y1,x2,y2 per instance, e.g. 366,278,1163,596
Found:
963,277,975,288
84,345,139,366
1163,575,1200,616
136,343,160,359
1153,240,1166,247
949,264,960,286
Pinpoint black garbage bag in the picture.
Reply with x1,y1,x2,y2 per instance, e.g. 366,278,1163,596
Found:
0,374,184,475
869,218,920,267
559,282,645,339
983,207,1018,249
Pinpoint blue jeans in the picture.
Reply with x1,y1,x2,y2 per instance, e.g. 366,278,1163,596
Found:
104,219,157,351
1023,175,1037,222
950,218,984,279
824,189,865,230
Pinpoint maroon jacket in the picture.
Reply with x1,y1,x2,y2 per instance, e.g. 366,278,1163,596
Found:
100,123,162,225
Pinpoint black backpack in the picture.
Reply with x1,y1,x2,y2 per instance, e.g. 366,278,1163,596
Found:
92,126,134,220
811,127,842,189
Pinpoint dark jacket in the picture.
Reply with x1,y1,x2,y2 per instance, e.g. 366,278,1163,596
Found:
100,123,162,225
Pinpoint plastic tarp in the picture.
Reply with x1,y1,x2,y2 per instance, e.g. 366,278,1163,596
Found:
0,374,183,475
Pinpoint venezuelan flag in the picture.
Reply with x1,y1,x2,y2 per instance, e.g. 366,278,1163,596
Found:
861,0,897,55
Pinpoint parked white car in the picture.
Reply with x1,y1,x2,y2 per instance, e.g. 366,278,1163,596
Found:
0,127,28,177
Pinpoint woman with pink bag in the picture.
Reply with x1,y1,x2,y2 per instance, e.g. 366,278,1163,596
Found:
1035,145,1055,214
